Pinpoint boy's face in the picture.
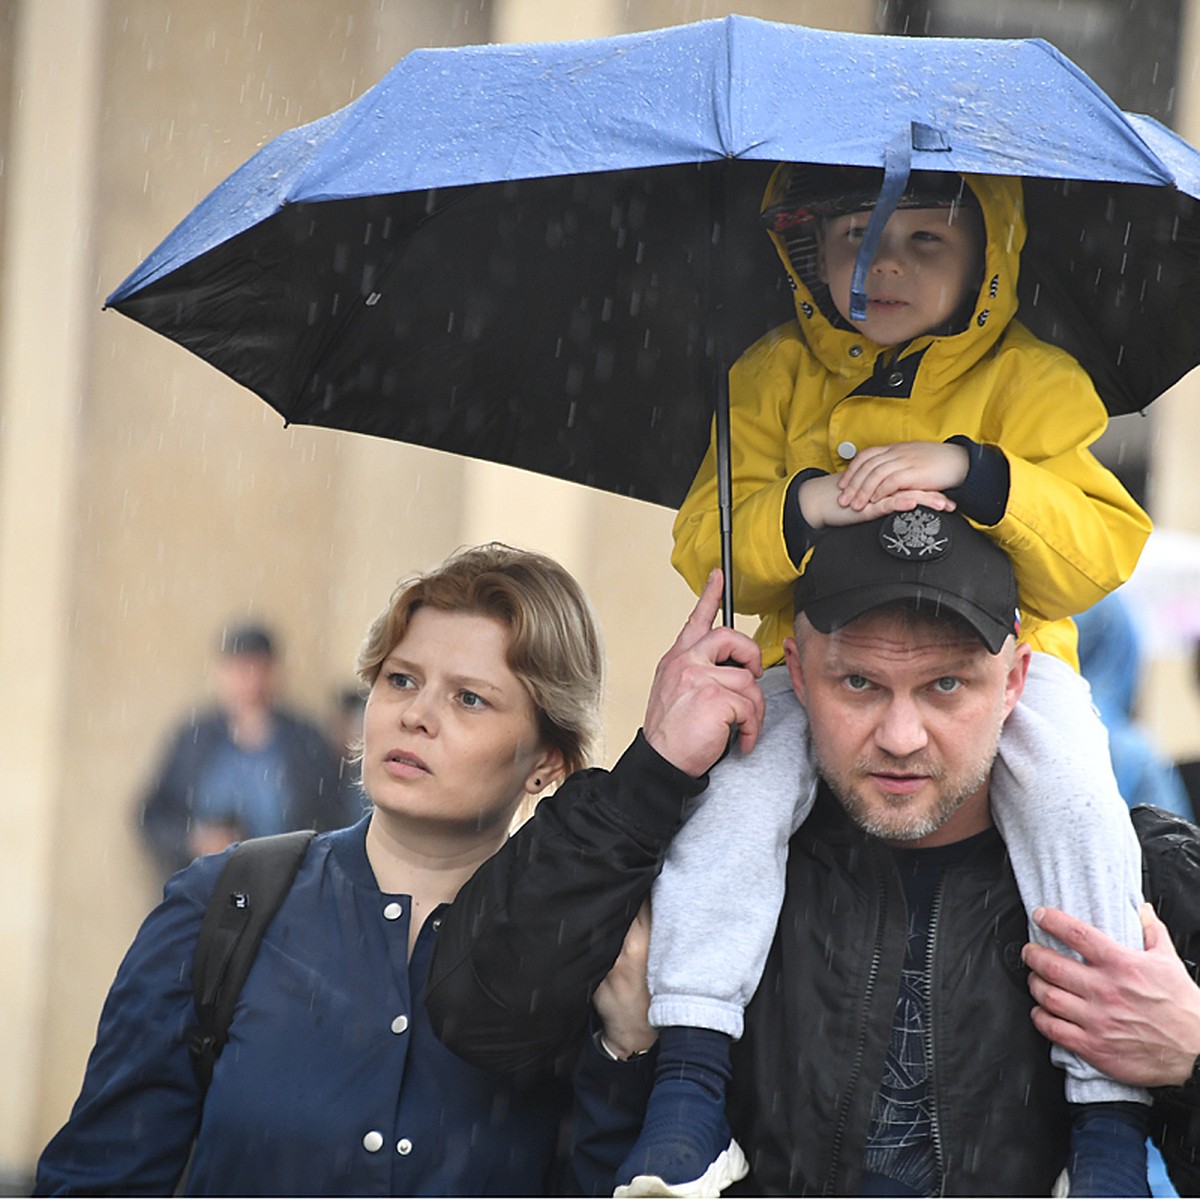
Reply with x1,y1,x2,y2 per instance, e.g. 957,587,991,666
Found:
817,203,983,346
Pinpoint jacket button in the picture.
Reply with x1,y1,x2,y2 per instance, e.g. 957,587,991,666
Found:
397,1138,414,1156
887,370,905,387
837,441,857,460
362,1131,384,1153
848,345,863,358
391,1014,409,1035
383,902,403,920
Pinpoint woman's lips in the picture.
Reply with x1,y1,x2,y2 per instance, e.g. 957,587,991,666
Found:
384,749,431,777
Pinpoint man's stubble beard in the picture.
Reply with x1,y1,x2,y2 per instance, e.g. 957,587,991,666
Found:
806,727,999,843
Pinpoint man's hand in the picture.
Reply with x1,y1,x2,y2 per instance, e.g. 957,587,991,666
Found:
1024,903,1200,1087
798,472,954,529
837,441,969,512
643,569,764,776
592,900,656,1060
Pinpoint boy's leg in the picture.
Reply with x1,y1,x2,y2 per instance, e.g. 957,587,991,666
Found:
616,666,814,1197
991,651,1150,1197
647,663,813,1036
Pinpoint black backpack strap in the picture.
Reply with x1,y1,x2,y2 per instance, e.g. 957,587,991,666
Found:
187,829,316,1087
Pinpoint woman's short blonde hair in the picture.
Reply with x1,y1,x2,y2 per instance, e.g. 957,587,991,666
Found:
357,544,604,778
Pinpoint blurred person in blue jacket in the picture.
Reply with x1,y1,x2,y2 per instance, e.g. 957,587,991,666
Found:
1075,593,1191,819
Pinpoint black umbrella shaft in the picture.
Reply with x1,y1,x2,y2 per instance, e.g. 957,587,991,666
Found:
708,159,735,630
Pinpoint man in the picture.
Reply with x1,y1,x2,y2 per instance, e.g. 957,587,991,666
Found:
138,621,349,879
426,512,1200,1196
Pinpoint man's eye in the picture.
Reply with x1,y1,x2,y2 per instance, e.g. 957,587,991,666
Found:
844,675,871,692
933,677,961,694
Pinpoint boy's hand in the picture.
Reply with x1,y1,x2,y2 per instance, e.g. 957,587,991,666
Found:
799,472,955,529
837,441,969,512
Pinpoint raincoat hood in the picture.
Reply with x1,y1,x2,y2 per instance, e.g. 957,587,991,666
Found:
761,167,1026,387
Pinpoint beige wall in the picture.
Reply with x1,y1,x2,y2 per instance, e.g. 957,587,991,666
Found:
1138,0,1200,759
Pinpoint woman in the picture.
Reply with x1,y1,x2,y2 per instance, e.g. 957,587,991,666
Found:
36,544,654,1196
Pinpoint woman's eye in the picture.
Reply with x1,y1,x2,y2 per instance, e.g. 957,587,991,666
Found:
459,690,487,709
387,672,415,690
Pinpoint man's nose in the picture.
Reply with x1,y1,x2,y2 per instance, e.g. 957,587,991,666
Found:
874,695,928,757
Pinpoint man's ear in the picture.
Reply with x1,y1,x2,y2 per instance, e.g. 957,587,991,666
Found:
1002,641,1032,719
783,636,807,705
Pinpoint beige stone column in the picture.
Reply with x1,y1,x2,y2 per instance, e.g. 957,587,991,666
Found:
0,0,104,1175
1140,1,1200,757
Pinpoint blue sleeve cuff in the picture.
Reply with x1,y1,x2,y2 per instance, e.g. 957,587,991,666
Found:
783,469,829,568
943,436,1009,527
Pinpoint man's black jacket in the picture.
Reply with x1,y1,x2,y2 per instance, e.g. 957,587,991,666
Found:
426,734,1200,1195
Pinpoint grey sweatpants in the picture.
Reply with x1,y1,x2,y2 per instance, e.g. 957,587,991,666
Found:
646,653,1149,1106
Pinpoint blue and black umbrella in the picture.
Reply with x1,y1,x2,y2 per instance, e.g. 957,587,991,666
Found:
106,16,1200,618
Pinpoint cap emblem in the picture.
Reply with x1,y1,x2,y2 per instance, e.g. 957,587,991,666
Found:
880,509,949,559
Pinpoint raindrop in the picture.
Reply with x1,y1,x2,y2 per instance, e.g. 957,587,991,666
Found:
365,293,382,307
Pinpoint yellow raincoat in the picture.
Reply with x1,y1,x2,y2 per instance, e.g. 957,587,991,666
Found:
671,171,1151,668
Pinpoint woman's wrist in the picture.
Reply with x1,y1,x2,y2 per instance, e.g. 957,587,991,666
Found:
593,1027,655,1062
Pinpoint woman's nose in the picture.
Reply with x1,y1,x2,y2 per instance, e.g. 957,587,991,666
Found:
398,693,437,733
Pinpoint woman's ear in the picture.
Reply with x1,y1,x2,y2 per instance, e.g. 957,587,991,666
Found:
525,746,566,795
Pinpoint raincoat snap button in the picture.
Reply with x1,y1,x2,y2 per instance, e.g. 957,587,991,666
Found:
836,441,857,460
391,1014,409,1035
383,902,403,921
397,1138,414,1156
887,370,905,387
363,1131,384,1153
848,345,863,358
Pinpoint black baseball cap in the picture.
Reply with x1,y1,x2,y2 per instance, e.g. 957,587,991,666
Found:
793,508,1020,654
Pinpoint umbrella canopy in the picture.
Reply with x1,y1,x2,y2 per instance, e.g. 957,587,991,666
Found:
107,15,1200,513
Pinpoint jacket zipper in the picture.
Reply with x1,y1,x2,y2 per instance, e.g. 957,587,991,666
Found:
924,877,948,1196
824,853,890,1194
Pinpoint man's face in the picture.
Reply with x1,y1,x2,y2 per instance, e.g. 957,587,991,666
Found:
784,606,1029,847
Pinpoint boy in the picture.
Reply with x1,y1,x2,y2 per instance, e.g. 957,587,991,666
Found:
617,164,1154,1197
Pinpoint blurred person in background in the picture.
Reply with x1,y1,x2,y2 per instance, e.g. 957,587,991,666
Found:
1075,593,1191,819
1173,640,1200,822
137,621,350,879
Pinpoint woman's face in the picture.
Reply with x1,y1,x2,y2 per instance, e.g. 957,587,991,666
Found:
361,607,561,836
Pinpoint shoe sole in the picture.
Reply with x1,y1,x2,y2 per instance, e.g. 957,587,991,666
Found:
614,1139,749,1198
